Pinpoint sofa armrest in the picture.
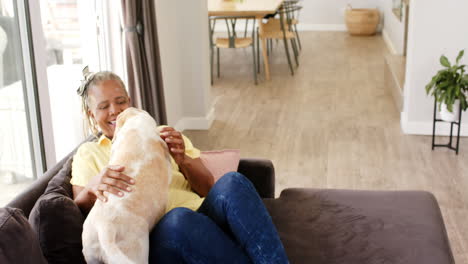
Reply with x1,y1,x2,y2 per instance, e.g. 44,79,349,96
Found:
237,158,275,199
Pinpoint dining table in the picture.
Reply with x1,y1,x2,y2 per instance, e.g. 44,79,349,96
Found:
208,0,284,81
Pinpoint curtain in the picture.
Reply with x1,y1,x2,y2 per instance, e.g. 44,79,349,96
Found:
120,0,167,124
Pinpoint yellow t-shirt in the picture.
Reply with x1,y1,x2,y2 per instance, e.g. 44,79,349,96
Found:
70,127,204,212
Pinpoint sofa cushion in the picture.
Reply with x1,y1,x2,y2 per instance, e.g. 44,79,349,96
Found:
264,188,455,264
0,207,47,264
28,157,86,264
44,156,75,198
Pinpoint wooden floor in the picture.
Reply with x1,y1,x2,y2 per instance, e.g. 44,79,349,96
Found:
184,32,468,263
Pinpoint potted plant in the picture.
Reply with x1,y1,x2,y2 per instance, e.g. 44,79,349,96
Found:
425,49,468,122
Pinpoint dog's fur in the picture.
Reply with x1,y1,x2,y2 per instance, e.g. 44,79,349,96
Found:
82,107,172,264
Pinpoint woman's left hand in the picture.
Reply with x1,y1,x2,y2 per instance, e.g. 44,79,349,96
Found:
160,126,214,196
160,127,186,165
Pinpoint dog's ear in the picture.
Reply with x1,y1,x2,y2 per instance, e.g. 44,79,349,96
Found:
114,108,134,141
115,109,130,132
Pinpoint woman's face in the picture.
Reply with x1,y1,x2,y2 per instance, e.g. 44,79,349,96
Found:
87,79,130,139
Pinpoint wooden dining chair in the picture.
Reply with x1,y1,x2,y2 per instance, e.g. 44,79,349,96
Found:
209,16,258,85
257,5,302,76
263,1,303,55
283,0,303,50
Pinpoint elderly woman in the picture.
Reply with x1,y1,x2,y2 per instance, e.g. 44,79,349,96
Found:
71,70,288,263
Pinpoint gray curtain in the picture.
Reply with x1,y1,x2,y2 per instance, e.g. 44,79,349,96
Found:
121,0,167,124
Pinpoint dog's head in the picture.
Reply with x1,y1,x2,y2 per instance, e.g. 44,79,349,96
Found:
113,107,144,142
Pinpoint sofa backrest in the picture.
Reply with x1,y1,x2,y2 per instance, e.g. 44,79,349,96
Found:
6,135,96,217
6,151,75,218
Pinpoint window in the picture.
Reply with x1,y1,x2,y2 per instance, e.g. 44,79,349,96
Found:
34,0,125,161
0,0,125,206
38,0,125,160
39,0,102,161
0,0,43,205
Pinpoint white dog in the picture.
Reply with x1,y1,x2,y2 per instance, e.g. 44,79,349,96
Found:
82,107,172,264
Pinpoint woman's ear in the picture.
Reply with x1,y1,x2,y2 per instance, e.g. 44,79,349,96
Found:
87,109,95,119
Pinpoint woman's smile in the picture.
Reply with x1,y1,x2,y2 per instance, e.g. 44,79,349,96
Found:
108,120,116,129
88,79,130,139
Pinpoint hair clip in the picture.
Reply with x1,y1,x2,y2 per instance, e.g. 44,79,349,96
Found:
77,66,94,96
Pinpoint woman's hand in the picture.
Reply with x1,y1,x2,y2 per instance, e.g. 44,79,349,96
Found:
160,127,186,165
159,126,214,196
86,165,135,202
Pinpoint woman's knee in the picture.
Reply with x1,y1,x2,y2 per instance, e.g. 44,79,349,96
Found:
217,171,249,186
214,172,253,193
203,172,259,209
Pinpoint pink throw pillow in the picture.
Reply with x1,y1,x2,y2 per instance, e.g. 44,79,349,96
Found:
200,150,241,182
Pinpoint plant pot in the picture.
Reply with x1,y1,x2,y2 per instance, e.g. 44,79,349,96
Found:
439,100,460,122
345,8,380,36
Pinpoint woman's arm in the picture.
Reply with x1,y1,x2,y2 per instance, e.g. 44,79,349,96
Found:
178,155,214,197
160,127,214,197
73,185,97,214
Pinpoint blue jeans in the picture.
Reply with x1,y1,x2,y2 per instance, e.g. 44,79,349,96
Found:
148,172,288,264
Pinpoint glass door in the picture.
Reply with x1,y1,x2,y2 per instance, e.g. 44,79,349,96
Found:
0,0,125,206
38,0,100,160
37,0,124,161
0,0,43,205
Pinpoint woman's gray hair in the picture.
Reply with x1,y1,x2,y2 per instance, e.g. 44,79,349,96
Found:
77,68,128,137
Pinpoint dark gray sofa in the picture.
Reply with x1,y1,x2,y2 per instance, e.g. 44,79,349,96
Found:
2,149,455,264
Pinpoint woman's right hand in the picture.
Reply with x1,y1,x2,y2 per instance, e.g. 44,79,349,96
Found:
86,165,135,202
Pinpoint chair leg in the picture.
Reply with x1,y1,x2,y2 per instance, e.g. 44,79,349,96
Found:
267,38,270,57
294,24,302,50
210,47,214,85
291,38,299,67
252,43,258,85
283,37,294,76
257,29,261,74
217,47,220,78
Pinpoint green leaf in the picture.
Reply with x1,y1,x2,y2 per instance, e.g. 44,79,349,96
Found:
464,74,468,82
440,55,451,67
439,92,446,104
447,101,453,112
461,94,468,111
456,49,465,64
438,80,449,89
425,84,432,94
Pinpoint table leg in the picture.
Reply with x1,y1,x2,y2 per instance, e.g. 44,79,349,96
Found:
258,19,271,81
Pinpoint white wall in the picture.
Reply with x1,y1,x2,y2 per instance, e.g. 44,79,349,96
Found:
177,1,212,122
155,0,183,127
381,0,405,54
299,0,383,31
284,0,407,51
402,0,468,135
155,0,213,131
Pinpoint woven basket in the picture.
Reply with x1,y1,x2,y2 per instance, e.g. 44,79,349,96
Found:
345,8,380,36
